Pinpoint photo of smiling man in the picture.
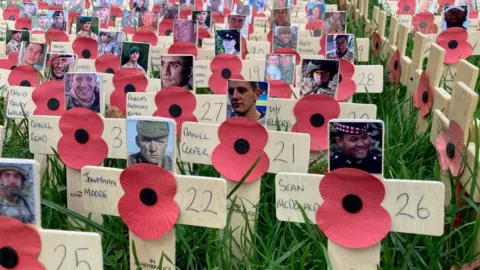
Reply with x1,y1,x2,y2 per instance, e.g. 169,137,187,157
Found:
65,72,102,113
18,42,47,70
227,80,268,125
160,55,194,90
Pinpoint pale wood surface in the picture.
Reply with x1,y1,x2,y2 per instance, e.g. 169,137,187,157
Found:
130,229,176,270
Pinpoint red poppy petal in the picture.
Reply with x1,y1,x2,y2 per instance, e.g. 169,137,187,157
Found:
241,37,247,60
8,65,41,87
448,120,465,150
470,9,478,19
267,30,272,44
194,0,203,10
111,68,148,114
0,52,19,70
210,54,243,74
268,80,292,98
153,86,197,134
3,7,19,20
208,72,244,94
179,9,192,19
32,81,65,116
0,216,41,256
133,30,158,46
337,60,356,101
38,2,48,9
95,54,121,74
159,19,174,36
109,6,122,26
306,19,323,31
45,29,69,45
372,32,381,57
122,26,137,35
211,12,224,23
318,35,326,56
198,27,211,43
15,17,31,30
435,132,450,170
168,42,198,57
85,0,91,9
389,50,401,83
273,48,301,65
413,72,428,109
120,164,177,199
72,37,98,59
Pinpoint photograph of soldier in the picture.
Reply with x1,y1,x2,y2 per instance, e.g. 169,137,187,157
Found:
180,0,194,10
93,6,110,25
273,0,288,8
307,3,326,21
416,0,436,13
299,59,339,97
49,0,65,9
76,16,99,41
20,1,36,18
45,54,76,81
0,163,35,224
273,26,298,50
98,31,122,56
18,42,47,70
322,11,346,34
68,0,85,14
207,0,223,13
234,3,251,16
215,29,241,56
443,5,469,30
249,0,266,12
127,119,175,171
272,8,290,27
49,10,68,32
5,30,29,56
265,54,282,80
138,11,159,32
7,0,19,7
279,54,295,84
160,55,194,90
133,0,149,11
193,11,211,32
65,72,102,113
121,42,150,74
227,15,248,38
31,14,50,32
162,3,179,19
122,10,137,27
329,120,383,174
227,80,268,125
326,34,354,62
173,19,198,44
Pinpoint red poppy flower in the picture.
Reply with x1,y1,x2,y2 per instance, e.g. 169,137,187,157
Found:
248,23,254,37
223,7,231,16
372,32,382,57
252,10,266,18
168,42,198,57
85,0,91,9
45,29,69,45
412,12,438,34
211,12,224,23
152,3,162,12
32,81,65,116
389,49,401,84
470,8,478,19
273,48,301,65
437,0,454,13
437,27,472,65
233,0,240,4
317,35,326,56
208,54,244,94
123,26,136,35
95,54,120,74
291,95,340,151
194,0,204,10
72,37,98,59
159,19,174,36
58,108,108,170
397,0,416,14
0,52,19,70
110,68,148,115
68,11,80,27
15,17,31,30
109,6,123,27
198,28,211,48
153,86,197,135
0,217,43,269
268,80,291,98
3,6,19,20
37,1,48,9
305,19,322,37
48,4,63,10
179,8,192,19
212,117,269,182
133,29,158,46
118,164,179,240
337,60,356,101
316,168,391,249
267,29,273,49
8,65,41,87
413,71,433,117
435,120,465,176
241,37,247,60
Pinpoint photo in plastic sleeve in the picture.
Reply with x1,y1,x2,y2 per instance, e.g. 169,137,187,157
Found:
68,0,85,14
31,14,50,32
138,11,159,31
126,118,176,171
249,0,267,12
271,8,290,26
273,26,298,50
162,3,179,19
64,72,102,113
173,19,198,44
98,31,123,56
264,54,295,84
328,120,383,174
76,16,100,40
226,80,268,125
122,10,138,27
215,29,241,56
299,59,339,97
48,10,68,32
416,0,437,13
49,0,65,9
121,41,150,74
443,5,469,30
227,15,249,38
193,10,211,32
207,0,223,13
93,6,110,25
20,1,36,18
0,160,37,225
17,42,48,70
322,11,346,34
160,55,194,90
45,54,76,81
325,34,355,62
5,30,30,56
307,2,326,21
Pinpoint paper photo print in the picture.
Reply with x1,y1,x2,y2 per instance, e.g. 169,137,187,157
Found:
307,3,326,21
207,0,224,13
5,30,30,56
0,160,37,225
328,120,384,174
249,0,267,12
264,54,295,84
45,54,76,81
138,11,159,31
299,59,339,97
93,6,110,25
215,29,241,56
133,0,152,11
93,0,122,7
443,5,469,30
416,0,437,13
160,55,194,90
234,3,251,17
272,8,290,26
48,10,68,32
273,0,290,8
273,26,298,50
7,0,20,7
180,0,195,10
68,0,85,14
98,31,123,56
326,34,355,62
20,1,36,18
126,118,176,171
173,19,198,44
31,15,48,33
227,15,249,38
49,0,65,9
162,3,179,19
322,11,346,34
227,80,268,125
65,72,102,113
76,16,100,41
17,42,47,70
456,0,476,12
122,10,138,28
121,42,150,74
193,11,211,32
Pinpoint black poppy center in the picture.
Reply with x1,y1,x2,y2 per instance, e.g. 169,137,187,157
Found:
9,65,16,70
404,5,410,11
169,104,182,117
124,84,136,93
342,194,363,214
0,246,18,269
310,113,325,127
410,77,414,81
82,49,91,59
375,41,379,50
419,21,427,28
446,142,455,159
422,91,429,104
47,98,59,111
139,188,157,206
20,80,31,87
74,129,89,144
8,15,14,20
221,68,232,79
338,74,343,83
448,40,458,49
165,29,172,36
394,60,399,70
105,68,115,74
234,138,249,154
313,29,321,36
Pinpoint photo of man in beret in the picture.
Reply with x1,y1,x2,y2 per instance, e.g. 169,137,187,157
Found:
121,45,147,73
76,16,99,40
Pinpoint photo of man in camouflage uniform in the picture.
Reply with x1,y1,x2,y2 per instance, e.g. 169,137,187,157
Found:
0,165,35,224
5,31,23,55
98,31,121,56
273,26,297,51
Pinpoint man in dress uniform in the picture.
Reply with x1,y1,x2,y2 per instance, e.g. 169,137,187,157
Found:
6,31,22,55
128,121,173,170
76,17,99,40
0,166,35,223
121,46,146,73
330,122,382,174
98,31,121,56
